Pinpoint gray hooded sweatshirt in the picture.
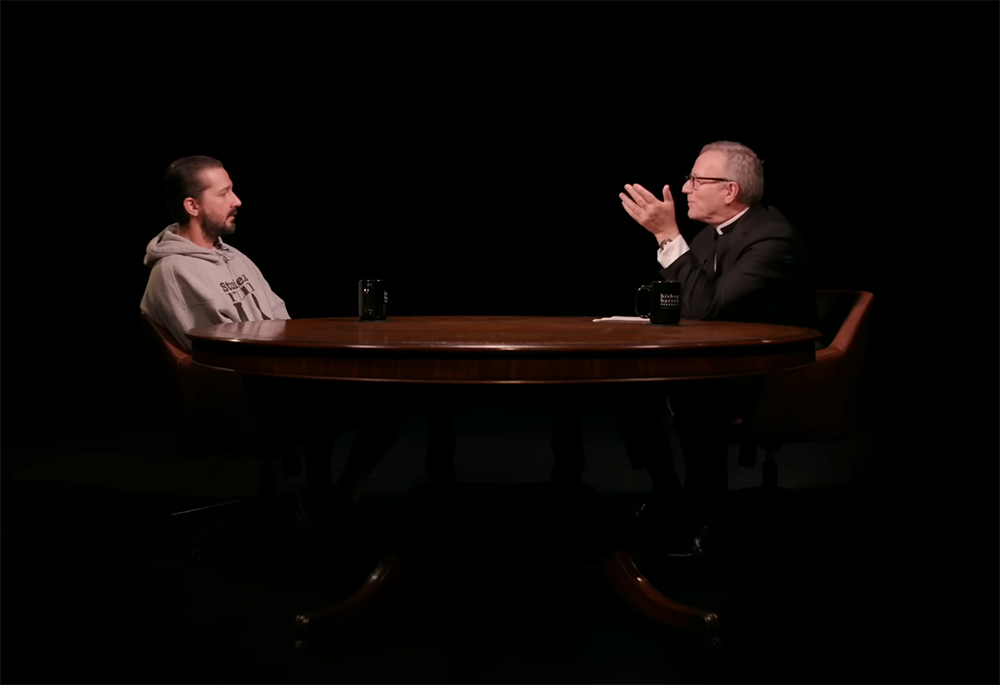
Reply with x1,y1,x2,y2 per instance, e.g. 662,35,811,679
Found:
140,224,290,351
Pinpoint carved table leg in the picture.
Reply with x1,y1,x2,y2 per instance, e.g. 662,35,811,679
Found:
603,549,719,635
294,552,407,646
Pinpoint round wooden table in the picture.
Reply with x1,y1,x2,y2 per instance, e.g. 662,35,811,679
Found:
188,316,822,640
188,315,819,383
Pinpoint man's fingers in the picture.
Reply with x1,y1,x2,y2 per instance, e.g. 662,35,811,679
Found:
619,192,639,212
631,183,660,203
623,184,644,207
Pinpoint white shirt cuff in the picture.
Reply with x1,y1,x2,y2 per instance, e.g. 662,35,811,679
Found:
656,236,690,269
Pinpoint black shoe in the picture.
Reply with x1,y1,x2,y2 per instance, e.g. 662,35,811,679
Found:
631,496,714,557
634,494,690,529
661,523,711,558
626,496,682,547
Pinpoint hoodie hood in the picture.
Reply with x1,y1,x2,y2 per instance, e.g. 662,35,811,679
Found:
140,223,289,352
144,224,232,268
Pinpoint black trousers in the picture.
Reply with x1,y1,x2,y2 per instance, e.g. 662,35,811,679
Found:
552,377,763,524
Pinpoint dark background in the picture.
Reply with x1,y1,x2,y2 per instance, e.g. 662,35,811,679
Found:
5,2,995,443
0,65,944,680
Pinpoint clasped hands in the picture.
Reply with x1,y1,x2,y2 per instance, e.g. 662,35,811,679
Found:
620,183,680,244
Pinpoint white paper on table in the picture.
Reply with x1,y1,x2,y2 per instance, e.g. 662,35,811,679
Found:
592,316,648,322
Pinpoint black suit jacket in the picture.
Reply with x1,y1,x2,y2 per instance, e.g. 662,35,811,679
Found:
658,204,819,330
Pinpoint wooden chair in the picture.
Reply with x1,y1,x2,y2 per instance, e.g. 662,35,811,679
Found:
138,312,261,460
139,312,299,555
736,290,875,488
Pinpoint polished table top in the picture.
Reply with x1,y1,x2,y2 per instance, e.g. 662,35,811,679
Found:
188,316,821,383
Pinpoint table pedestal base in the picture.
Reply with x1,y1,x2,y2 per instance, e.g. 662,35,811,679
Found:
603,549,719,634
295,553,407,647
292,484,719,647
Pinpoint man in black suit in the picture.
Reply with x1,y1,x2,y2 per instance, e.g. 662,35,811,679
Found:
621,141,817,329
580,141,817,555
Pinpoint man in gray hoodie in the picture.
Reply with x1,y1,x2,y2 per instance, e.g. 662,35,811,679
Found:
141,155,405,534
141,157,288,349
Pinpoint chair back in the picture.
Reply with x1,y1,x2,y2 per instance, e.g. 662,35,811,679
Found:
751,290,874,444
139,312,257,453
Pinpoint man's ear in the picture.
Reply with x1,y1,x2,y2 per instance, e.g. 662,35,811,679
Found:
183,196,199,219
725,181,740,205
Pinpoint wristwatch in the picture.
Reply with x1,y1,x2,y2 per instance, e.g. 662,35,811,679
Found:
659,237,673,250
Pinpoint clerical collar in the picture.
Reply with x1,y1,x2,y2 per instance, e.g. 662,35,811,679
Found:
714,206,751,234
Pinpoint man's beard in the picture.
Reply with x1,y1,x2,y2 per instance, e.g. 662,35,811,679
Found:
202,210,236,240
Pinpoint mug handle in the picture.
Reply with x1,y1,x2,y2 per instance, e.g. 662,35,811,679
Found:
634,285,652,318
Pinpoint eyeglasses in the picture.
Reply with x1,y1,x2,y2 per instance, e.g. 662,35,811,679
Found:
684,174,732,189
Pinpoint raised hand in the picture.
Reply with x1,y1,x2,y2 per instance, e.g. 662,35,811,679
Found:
620,183,680,243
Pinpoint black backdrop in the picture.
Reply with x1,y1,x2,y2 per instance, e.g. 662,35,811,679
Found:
4,73,926,438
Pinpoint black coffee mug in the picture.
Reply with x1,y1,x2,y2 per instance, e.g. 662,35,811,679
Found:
635,280,681,324
359,279,388,320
